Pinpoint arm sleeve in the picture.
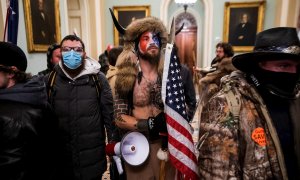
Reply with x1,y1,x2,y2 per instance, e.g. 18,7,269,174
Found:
198,94,240,179
98,73,115,142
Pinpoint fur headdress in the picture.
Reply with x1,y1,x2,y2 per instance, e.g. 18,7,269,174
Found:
124,16,168,50
110,9,167,97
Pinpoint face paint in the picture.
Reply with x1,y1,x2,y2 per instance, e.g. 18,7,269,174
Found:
138,32,160,54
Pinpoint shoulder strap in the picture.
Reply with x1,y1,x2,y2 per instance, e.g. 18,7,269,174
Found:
224,88,241,120
91,74,102,100
221,71,243,120
47,70,57,100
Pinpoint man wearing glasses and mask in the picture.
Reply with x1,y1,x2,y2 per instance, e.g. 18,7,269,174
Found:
45,35,114,180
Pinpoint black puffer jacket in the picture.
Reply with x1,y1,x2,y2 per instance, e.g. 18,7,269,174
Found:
47,61,114,180
0,75,57,180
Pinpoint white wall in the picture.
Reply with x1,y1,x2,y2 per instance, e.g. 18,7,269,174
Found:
0,0,68,75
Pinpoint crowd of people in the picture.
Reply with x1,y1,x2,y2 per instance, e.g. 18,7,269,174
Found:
1,12,300,180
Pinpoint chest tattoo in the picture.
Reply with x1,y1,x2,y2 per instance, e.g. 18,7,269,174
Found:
133,76,163,109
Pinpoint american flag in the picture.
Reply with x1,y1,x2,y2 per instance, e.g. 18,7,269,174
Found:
3,0,19,44
162,43,199,180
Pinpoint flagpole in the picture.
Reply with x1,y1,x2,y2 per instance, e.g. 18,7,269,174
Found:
3,7,10,41
159,160,166,180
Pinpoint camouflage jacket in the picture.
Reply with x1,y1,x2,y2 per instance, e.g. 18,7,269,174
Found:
197,71,298,180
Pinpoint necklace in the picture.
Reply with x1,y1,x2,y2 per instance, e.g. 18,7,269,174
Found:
137,71,157,85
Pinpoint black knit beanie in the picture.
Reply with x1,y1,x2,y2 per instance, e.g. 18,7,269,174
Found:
0,41,27,71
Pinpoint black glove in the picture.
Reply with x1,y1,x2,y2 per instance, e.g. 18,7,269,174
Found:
148,112,167,140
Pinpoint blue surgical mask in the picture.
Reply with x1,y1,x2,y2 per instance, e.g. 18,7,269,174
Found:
62,50,82,69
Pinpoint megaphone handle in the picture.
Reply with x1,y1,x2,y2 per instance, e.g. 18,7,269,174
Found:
113,156,124,175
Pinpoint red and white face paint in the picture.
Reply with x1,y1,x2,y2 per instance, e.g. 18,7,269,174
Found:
138,31,160,54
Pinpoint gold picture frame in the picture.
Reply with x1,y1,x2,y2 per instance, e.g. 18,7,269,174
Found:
23,0,61,52
113,6,150,46
223,1,265,52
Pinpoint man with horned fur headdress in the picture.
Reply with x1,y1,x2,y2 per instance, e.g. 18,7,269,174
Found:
108,15,176,179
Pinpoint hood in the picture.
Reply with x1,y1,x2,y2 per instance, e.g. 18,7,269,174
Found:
59,57,100,80
0,75,48,107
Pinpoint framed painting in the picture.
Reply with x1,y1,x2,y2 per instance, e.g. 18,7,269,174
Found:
223,1,265,52
23,0,61,52
113,6,150,46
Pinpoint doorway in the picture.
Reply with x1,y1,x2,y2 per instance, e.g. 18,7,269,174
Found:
175,12,198,73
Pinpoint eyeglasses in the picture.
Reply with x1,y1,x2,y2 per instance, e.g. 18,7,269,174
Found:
61,46,84,53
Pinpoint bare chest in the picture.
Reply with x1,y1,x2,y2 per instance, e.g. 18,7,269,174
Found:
132,77,163,110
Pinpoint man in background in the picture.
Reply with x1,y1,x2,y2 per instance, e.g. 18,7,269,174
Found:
38,43,61,75
194,42,235,103
99,44,114,75
106,46,123,99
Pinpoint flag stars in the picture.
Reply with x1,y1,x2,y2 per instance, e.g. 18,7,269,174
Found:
165,48,190,120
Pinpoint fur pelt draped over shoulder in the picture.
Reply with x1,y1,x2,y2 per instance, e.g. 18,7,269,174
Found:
198,57,237,101
115,60,137,98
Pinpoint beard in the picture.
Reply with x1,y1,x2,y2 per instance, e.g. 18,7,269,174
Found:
138,49,161,66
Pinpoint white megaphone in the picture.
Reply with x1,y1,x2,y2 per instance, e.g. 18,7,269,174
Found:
106,132,150,174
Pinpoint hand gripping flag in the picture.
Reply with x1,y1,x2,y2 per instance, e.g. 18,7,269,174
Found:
3,0,19,44
162,43,199,180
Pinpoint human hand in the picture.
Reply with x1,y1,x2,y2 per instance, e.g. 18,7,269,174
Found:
148,112,167,139
115,114,137,130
